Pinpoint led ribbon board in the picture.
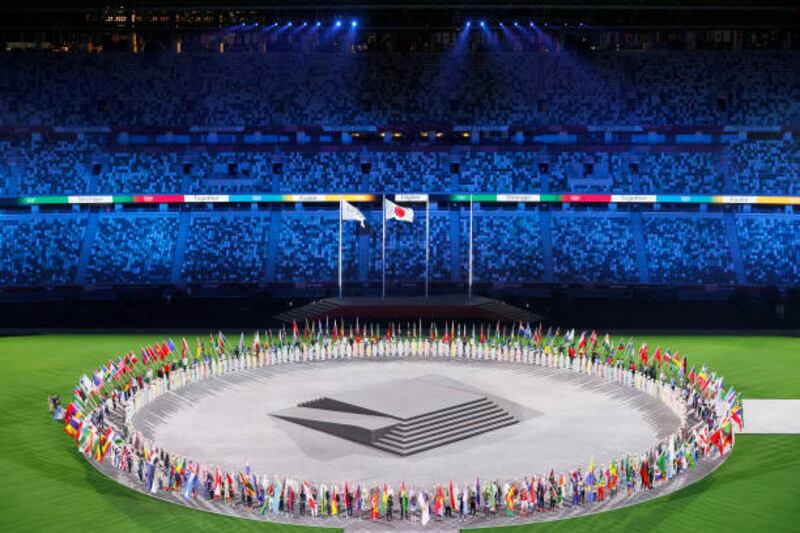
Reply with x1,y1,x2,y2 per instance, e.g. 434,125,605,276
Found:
13,193,800,206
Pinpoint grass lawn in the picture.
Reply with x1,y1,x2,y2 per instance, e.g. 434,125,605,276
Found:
0,333,796,533
472,434,799,533
627,335,800,399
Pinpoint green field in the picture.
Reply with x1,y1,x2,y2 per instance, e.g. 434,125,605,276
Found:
0,333,797,533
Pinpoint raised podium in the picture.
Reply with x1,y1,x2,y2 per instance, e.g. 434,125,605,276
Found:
275,295,541,324
272,375,522,456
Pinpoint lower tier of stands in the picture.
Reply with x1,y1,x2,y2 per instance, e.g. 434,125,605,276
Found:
0,209,797,289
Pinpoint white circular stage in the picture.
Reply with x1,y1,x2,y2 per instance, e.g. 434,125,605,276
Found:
132,358,681,487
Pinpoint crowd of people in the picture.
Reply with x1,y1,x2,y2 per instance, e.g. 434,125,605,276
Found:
57,323,743,525
1,137,797,197
2,51,798,127
2,210,798,288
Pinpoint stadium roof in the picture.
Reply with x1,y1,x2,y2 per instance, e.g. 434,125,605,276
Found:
1,0,799,9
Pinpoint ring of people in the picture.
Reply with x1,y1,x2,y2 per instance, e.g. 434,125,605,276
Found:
60,325,743,528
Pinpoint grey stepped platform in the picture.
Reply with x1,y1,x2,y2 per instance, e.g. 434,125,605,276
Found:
372,398,518,456
272,376,520,456
274,295,542,323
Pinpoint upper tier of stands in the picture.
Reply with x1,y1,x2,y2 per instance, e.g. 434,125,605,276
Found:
0,51,798,127
1,139,797,196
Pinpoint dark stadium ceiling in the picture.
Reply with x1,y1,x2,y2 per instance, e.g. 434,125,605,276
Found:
0,1,797,31
1,0,798,7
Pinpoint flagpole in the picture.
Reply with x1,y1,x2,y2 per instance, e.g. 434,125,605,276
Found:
468,194,473,299
338,199,343,299
425,198,430,299
382,195,386,299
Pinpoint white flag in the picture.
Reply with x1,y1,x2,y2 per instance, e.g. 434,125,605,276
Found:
341,200,365,228
385,199,414,223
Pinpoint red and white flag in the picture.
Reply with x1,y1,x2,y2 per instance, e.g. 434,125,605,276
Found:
385,199,414,223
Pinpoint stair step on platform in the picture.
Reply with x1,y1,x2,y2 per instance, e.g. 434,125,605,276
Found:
390,402,502,436
394,398,493,429
377,414,517,449
384,407,510,442
373,418,519,456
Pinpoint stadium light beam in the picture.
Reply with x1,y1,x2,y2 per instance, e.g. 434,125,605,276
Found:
454,18,472,53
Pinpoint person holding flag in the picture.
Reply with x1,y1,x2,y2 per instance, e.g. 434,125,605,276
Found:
399,481,409,520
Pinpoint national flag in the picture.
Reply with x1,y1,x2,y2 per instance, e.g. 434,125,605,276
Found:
730,405,743,431
240,472,256,498
64,413,83,439
92,371,104,391
385,199,414,223
118,447,130,473
213,468,222,499
505,483,515,510
434,486,444,515
725,387,737,406
64,403,79,425
80,425,96,454
181,337,189,359
710,427,726,455
639,342,649,366
341,200,366,228
721,419,734,447
304,482,316,514
657,451,667,479
95,427,113,462
183,465,198,499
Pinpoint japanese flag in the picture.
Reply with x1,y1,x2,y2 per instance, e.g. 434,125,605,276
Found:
385,199,414,223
